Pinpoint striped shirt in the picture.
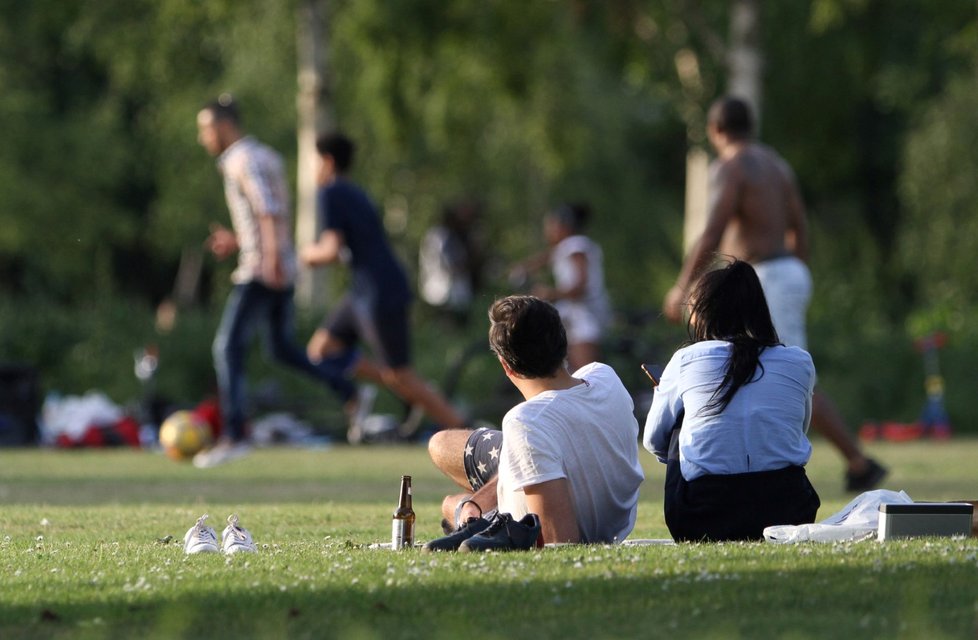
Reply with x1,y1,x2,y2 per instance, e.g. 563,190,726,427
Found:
217,136,297,285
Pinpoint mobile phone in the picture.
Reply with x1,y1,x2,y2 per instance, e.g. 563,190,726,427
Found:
641,363,663,387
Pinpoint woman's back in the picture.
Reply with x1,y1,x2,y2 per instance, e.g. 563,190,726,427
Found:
646,340,815,481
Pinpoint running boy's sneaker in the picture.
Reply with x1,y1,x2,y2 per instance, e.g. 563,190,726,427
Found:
346,384,378,445
221,514,257,554
193,440,252,469
183,514,219,554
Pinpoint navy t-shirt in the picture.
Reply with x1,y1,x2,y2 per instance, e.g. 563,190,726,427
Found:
318,179,411,308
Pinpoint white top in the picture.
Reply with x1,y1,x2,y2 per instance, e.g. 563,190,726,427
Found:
497,362,645,543
550,235,611,328
217,136,296,286
643,341,815,481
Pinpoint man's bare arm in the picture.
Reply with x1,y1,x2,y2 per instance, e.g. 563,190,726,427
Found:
258,214,285,288
524,477,580,544
783,168,809,263
301,229,345,266
663,160,741,321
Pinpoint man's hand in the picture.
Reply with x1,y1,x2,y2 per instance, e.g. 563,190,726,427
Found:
663,284,687,324
206,224,238,260
262,254,286,290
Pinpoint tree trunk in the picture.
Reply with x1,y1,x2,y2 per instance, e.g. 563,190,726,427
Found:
294,0,333,309
726,0,763,131
682,0,764,255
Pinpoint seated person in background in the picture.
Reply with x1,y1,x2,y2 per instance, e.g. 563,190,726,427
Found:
644,259,820,542
427,295,644,548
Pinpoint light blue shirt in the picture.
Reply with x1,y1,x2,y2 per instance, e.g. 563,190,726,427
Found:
643,340,815,481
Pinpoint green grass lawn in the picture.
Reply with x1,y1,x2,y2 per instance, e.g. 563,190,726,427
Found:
1,438,976,639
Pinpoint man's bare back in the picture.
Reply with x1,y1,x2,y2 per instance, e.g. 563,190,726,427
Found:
713,142,807,264
663,137,808,323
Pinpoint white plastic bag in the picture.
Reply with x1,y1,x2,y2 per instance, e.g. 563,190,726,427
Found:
764,489,914,543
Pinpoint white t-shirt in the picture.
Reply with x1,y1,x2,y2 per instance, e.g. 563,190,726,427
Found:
550,235,612,342
496,362,645,543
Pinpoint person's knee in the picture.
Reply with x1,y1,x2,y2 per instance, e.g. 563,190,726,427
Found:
427,429,451,465
380,365,413,390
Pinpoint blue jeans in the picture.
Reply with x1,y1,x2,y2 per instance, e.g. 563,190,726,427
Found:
213,282,356,441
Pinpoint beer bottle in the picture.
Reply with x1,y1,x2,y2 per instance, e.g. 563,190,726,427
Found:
391,475,416,549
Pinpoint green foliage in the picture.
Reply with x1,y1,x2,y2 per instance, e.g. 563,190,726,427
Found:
0,1,977,431
898,75,978,330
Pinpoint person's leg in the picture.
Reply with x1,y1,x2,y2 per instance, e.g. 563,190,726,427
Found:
812,389,887,489
357,299,467,430
811,390,864,466
429,428,502,525
756,258,885,487
263,286,356,402
428,429,475,488
212,283,262,442
371,365,467,429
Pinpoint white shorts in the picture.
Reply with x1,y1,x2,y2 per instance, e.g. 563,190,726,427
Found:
752,256,812,350
555,301,606,344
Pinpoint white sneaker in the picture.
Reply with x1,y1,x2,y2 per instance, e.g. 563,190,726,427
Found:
346,385,378,445
183,514,219,554
221,514,257,554
193,440,252,469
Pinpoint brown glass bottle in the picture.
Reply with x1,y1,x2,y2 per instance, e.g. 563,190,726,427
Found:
391,475,416,549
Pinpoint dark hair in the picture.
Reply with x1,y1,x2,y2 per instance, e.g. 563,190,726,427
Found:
708,96,753,139
687,259,780,414
203,94,241,126
488,296,567,378
549,202,591,233
316,133,355,172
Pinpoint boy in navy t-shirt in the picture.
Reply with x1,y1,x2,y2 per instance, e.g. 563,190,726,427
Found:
301,133,466,442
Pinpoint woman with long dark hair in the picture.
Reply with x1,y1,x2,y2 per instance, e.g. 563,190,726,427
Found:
644,259,820,541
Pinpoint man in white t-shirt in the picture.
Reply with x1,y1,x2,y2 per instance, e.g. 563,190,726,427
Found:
427,295,644,545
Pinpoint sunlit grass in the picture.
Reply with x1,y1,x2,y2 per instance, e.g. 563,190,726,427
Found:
0,439,976,639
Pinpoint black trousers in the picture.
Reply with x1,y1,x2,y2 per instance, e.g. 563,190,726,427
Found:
664,460,820,542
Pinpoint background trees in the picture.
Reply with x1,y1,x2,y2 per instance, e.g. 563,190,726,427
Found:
0,1,975,430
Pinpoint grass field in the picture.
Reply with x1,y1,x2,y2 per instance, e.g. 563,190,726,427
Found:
1,438,976,639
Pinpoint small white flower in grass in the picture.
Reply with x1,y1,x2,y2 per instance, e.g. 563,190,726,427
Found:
36,535,43,542
351,577,359,585
40,518,50,527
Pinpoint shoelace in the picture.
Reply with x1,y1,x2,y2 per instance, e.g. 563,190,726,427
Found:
226,514,246,541
481,514,512,537
192,514,214,541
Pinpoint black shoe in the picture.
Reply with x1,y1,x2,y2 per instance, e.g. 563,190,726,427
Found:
422,517,491,552
459,513,542,552
845,458,888,492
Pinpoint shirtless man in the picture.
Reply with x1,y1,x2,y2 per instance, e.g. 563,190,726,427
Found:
663,96,887,492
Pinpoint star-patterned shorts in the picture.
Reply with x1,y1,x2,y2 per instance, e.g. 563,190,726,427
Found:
462,427,503,491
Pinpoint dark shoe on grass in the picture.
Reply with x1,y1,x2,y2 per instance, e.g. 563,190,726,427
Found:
423,517,491,552
459,513,542,552
845,458,888,492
